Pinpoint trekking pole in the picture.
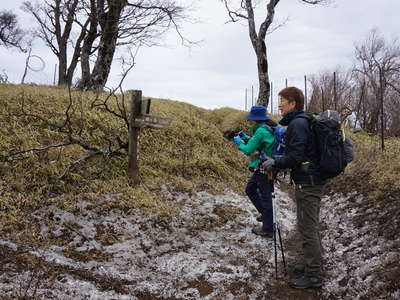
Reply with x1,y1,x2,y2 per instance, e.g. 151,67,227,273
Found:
270,172,287,279
256,171,287,279
273,199,278,279
270,171,278,279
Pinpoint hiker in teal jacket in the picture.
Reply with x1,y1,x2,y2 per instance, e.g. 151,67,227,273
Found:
233,106,276,237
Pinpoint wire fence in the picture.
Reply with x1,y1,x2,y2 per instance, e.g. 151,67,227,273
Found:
244,75,309,115
244,71,388,150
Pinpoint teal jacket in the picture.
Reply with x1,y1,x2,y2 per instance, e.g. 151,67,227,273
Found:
236,122,275,170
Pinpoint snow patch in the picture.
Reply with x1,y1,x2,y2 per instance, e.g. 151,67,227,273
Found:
1,184,397,298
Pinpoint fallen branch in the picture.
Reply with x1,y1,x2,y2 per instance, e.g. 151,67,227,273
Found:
58,151,103,180
1,142,74,162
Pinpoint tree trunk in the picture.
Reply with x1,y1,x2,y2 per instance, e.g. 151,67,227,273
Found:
54,0,80,86
77,0,99,90
88,0,126,90
66,19,89,86
245,0,278,108
79,31,97,89
256,40,270,107
58,47,68,86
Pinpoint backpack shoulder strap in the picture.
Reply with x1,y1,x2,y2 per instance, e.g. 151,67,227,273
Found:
260,124,274,134
295,112,313,121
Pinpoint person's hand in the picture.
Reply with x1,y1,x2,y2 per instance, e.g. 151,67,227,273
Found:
238,131,250,141
233,136,243,145
260,157,275,173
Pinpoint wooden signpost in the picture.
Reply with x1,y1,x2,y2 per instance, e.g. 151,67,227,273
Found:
133,114,172,129
128,90,171,185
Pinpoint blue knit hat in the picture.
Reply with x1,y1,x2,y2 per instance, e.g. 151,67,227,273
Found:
246,106,269,121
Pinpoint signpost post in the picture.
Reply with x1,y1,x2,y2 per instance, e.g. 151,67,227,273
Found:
128,90,171,185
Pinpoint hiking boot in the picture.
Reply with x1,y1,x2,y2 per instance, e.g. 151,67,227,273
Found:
256,215,262,222
289,275,323,289
252,226,273,238
293,263,305,276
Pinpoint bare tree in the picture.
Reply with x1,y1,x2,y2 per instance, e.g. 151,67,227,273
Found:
307,67,354,121
22,0,84,86
82,0,189,90
221,0,330,107
353,29,400,133
22,0,190,89
307,29,400,135
0,10,26,51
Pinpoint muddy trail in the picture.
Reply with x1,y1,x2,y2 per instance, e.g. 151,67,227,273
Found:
0,183,398,299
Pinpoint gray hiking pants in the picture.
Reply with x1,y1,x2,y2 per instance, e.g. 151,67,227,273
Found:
295,184,325,277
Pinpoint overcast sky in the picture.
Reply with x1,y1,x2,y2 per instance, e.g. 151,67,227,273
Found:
1,0,399,112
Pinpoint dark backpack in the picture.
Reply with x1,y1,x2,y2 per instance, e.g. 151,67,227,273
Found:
297,110,354,179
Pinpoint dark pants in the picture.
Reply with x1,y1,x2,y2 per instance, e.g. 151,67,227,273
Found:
295,184,325,277
245,172,273,231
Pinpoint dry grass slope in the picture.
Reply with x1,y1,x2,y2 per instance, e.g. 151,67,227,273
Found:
0,83,251,243
331,131,400,199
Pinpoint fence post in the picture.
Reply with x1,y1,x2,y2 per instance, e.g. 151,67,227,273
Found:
128,90,142,185
355,81,365,130
251,85,254,106
53,64,57,86
245,88,248,111
285,78,288,88
270,81,273,114
321,87,325,111
304,75,307,112
333,72,337,111
379,68,385,151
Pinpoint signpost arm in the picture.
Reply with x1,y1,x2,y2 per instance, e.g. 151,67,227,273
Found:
128,90,142,185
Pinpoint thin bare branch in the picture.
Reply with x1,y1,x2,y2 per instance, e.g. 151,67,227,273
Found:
1,142,74,162
58,151,103,179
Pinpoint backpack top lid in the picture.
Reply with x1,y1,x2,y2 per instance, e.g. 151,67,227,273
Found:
308,110,342,131
319,110,341,123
